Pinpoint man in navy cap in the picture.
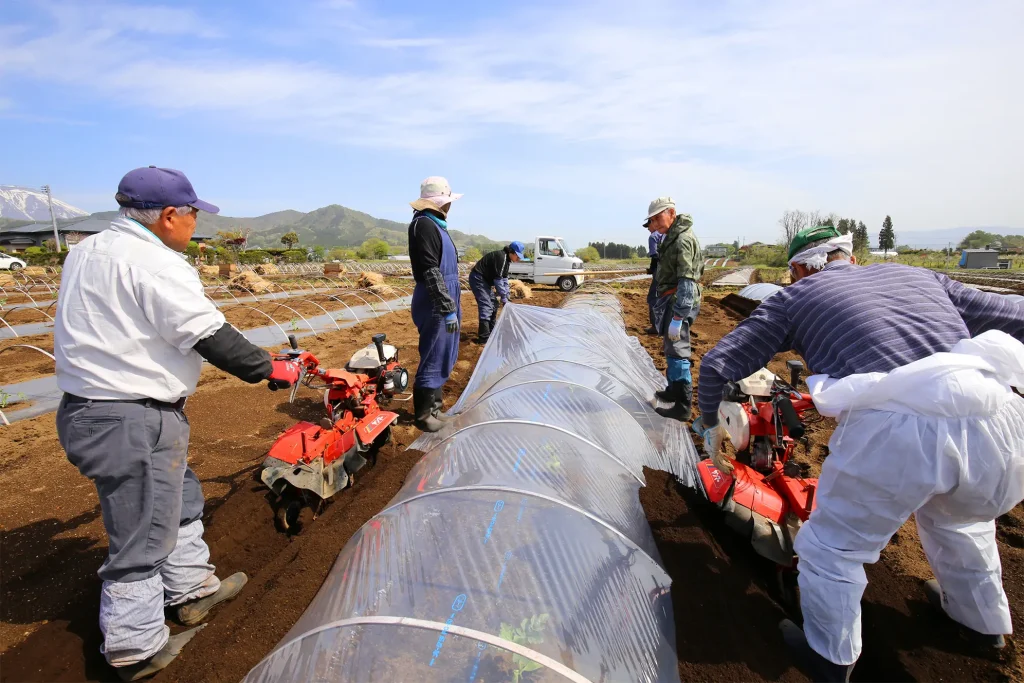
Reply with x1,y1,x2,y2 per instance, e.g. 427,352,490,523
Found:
468,241,524,344
54,167,302,680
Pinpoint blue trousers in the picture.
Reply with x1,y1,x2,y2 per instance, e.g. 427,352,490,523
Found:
654,293,701,383
468,271,498,324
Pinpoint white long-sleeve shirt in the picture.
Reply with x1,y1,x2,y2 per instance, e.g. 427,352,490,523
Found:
55,216,225,402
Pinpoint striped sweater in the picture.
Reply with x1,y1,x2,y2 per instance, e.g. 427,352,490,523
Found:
698,261,1024,426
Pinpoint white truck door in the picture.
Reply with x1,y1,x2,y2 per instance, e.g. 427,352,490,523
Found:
534,238,566,285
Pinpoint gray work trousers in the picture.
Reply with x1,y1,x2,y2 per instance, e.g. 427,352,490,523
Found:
57,395,220,666
646,270,659,328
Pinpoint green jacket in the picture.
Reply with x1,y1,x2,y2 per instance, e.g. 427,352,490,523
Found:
656,213,704,295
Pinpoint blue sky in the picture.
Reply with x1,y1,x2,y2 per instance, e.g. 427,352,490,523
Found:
1,0,1021,247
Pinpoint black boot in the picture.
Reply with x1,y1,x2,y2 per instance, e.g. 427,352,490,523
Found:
655,382,681,403
646,307,659,335
924,579,1006,648
433,388,454,423
413,387,444,432
779,619,854,683
476,319,491,344
655,382,692,421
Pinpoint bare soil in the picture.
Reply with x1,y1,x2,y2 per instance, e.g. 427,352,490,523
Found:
0,335,56,385
0,304,57,326
0,289,561,682
2,284,1022,682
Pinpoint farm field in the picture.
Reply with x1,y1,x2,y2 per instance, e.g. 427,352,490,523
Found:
0,279,1021,682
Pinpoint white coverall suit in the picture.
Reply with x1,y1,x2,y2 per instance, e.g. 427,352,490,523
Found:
795,330,1024,665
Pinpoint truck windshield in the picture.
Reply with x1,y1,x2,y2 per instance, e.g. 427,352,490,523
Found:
557,240,573,257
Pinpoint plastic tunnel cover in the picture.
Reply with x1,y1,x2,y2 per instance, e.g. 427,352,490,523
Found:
245,623,582,682
396,422,660,557
463,364,701,485
413,382,665,477
473,361,655,428
245,492,677,683
246,295,693,683
452,345,659,414
452,304,667,411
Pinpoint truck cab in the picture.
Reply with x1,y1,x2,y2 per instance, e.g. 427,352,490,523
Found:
508,236,584,291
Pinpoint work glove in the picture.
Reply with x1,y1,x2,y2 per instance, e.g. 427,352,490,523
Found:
647,256,659,275
692,416,734,474
444,312,459,334
667,316,684,341
267,359,301,391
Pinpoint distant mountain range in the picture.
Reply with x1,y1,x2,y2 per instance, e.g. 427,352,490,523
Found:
79,205,504,250
0,185,504,248
0,186,89,222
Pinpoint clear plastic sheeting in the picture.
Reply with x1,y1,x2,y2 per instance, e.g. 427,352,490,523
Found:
246,294,699,683
737,282,783,301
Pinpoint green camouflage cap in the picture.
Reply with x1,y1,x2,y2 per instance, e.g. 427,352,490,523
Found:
788,225,842,261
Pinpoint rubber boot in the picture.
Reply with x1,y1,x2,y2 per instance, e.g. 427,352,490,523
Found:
176,572,248,626
924,579,1006,648
655,382,692,421
646,306,658,335
116,624,207,681
413,387,445,433
779,619,854,683
433,387,454,423
476,319,491,344
655,381,681,403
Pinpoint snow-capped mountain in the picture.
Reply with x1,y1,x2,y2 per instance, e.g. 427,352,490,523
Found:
0,185,90,221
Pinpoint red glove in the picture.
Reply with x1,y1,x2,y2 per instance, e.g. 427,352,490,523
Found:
268,359,301,390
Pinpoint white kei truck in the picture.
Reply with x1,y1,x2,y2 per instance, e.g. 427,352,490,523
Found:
507,236,585,292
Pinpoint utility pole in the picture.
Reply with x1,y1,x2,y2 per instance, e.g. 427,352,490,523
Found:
41,185,60,251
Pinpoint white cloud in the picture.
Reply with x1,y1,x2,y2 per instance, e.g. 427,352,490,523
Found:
1,0,1022,232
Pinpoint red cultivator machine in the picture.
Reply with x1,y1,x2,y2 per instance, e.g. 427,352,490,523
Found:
262,333,409,532
695,360,818,606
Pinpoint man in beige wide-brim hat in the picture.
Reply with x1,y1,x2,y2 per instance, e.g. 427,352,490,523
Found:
407,176,463,432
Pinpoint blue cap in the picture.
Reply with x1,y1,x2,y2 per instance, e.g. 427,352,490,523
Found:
508,241,525,258
116,166,220,214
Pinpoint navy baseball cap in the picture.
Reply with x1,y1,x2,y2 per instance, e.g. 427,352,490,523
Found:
508,241,525,258
116,166,220,214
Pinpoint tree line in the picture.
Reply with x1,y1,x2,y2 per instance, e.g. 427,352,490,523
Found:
958,230,1024,251
779,210,897,254
587,242,646,259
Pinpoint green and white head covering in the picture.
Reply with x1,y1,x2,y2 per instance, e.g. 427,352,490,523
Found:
788,225,853,269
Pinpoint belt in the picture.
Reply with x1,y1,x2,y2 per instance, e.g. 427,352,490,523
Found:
658,287,677,298
64,393,187,412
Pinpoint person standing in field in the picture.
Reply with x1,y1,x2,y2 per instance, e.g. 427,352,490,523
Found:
54,166,301,680
407,176,463,432
645,217,666,335
646,197,704,421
